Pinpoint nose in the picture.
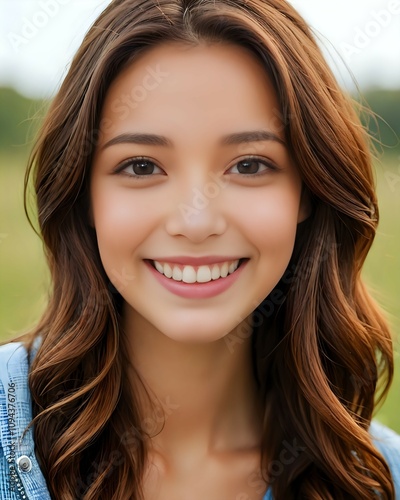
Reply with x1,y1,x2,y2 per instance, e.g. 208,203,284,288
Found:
165,178,228,243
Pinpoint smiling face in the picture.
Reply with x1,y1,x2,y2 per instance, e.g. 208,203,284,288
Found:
90,41,308,343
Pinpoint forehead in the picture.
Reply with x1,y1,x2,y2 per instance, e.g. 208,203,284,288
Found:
99,41,283,141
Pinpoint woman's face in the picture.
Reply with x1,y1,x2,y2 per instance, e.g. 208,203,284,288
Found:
90,41,308,343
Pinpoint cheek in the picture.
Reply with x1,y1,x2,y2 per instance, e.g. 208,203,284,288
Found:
232,184,301,255
90,184,157,259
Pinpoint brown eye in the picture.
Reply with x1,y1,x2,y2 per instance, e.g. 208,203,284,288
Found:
237,159,261,174
130,160,157,175
229,158,277,176
116,158,164,178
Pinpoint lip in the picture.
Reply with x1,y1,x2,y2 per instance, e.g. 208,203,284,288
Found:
148,256,245,266
145,258,249,299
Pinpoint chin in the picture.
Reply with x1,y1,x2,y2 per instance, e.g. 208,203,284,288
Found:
160,327,230,345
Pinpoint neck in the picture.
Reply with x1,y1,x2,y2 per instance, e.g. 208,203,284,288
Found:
122,306,263,458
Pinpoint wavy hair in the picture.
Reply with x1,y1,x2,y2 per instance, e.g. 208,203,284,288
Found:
20,0,394,498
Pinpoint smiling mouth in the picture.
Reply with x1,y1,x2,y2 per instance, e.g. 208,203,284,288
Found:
147,258,248,284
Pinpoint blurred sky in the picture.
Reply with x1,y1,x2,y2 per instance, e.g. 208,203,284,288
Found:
0,0,399,99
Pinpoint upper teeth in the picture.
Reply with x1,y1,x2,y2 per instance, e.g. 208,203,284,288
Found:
153,259,240,283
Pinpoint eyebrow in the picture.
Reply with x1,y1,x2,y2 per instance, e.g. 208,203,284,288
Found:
101,130,286,150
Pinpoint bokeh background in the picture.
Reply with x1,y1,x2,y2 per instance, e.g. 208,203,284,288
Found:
0,1,399,431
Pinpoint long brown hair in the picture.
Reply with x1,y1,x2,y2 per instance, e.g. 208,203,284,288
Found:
20,0,394,498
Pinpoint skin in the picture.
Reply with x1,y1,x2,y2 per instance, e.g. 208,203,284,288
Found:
90,41,309,499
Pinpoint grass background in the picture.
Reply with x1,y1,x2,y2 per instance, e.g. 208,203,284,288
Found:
0,148,399,433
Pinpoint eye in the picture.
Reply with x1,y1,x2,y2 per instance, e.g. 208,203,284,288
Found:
228,157,277,176
115,157,164,178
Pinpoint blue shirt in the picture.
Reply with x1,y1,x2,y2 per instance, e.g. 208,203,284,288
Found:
1,341,399,499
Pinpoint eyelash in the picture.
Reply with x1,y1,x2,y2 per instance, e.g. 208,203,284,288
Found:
114,157,164,179
114,156,279,179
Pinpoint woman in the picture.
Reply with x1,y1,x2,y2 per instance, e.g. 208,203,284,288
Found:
1,0,399,498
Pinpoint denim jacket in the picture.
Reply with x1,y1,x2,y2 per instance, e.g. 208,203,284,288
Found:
1,341,400,499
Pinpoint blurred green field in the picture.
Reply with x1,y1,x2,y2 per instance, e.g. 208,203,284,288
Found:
0,150,399,432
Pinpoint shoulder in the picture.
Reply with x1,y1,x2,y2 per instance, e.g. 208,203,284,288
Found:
370,420,400,464
0,341,29,374
370,420,400,495
0,340,31,434
0,337,41,380
0,342,30,495
0,341,36,429
0,341,31,404
0,340,51,498
262,422,400,500
0,341,31,398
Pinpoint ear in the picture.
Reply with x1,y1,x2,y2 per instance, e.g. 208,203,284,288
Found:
297,184,312,223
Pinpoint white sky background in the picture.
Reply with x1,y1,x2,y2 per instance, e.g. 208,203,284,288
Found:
0,0,399,99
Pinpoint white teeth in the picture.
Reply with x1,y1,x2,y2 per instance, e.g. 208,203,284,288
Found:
228,262,236,273
220,262,229,278
172,266,182,281
164,263,173,278
197,265,212,283
154,261,164,274
152,259,241,283
211,265,221,280
182,266,197,283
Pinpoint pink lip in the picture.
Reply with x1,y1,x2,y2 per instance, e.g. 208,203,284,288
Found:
145,259,248,299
